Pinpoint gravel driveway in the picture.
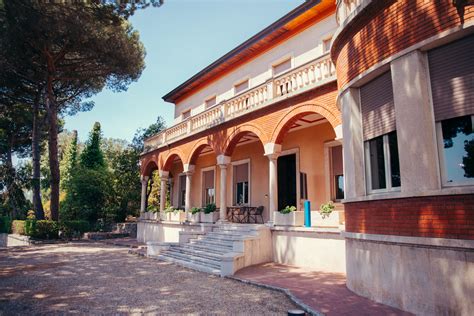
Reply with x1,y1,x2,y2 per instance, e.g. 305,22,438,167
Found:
0,242,297,315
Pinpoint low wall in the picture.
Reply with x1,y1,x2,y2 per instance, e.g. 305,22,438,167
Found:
345,233,474,315
137,220,209,243
0,234,31,247
271,228,346,273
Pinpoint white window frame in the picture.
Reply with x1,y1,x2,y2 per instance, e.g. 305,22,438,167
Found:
271,55,293,77
435,115,474,187
364,133,401,194
204,95,217,109
201,166,217,206
231,158,251,206
324,140,344,202
233,77,250,96
181,109,191,120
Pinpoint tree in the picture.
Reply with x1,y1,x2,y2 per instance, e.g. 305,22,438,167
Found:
60,130,78,190
132,116,166,152
2,1,146,220
80,123,106,170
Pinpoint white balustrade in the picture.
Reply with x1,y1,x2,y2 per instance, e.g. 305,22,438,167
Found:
336,0,363,25
144,54,335,152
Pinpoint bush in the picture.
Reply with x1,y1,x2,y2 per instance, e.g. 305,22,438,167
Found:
11,220,25,235
279,205,297,214
190,207,201,215
25,220,59,239
319,202,335,219
203,203,216,214
0,216,11,233
59,220,90,239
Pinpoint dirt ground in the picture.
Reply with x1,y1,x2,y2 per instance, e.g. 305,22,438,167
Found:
0,242,297,315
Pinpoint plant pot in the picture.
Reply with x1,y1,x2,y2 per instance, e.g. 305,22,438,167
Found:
150,212,159,220
168,211,186,222
141,212,150,220
274,211,304,226
200,212,219,223
188,213,201,224
310,211,340,228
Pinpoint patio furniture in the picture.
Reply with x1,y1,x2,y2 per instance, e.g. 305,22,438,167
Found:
248,206,264,224
227,206,251,223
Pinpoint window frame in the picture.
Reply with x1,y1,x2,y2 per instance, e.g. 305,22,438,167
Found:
181,109,191,120
231,159,251,206
178,173,186,209
271,56,293,77
364,133,401,194
201,166,216,206
435,115,474,187
234,78,250,96
204,95,217,109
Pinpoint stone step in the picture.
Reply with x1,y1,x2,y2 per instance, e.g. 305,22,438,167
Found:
198,234,244,243
169,245,224,261
153,253,220,275
164,248,221,268
206,231,249,238
181,243,231,255
190,239,234,250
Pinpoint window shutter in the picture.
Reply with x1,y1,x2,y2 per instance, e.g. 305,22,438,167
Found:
234,163,248,183
331,145,343,176
428,35,474,121
360,71,396,140
203,170,214,189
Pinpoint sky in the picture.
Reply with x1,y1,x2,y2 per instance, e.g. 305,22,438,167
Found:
63,0,305,143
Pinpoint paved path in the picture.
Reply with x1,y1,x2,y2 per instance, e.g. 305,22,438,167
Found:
234,263,412,316
0,243,297,315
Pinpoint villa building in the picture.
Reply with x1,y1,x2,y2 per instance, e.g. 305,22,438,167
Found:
138,1,473,315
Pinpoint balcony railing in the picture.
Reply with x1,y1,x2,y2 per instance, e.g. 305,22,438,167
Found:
143,53,336,153
336,0,363,26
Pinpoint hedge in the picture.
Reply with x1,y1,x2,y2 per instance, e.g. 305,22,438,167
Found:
0,216,11,234
60,220,90,239
10,220,90,240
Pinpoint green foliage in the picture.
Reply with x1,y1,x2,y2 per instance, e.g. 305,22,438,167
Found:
203,203,216,214
80,122,106,170
26,210,36,220
60,130,79,190
279,205,297,214
11,220,25,235
0,216,11,233
24,220,36,237
24,220,59,239
132,116,166,152
191,207,202,215
59,220,90,239
146,205,159,213
319,202,335,219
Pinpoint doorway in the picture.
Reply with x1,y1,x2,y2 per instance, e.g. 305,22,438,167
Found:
277,153,297,211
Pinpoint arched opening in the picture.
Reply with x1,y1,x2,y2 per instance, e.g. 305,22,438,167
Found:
273,109,343,226
163,153,185,209
188,143,218,209
141,160,159,212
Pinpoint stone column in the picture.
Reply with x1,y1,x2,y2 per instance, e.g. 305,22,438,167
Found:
340,88,365,199
140,175,149,214
264,143,281,225
183,164,195,222
391,50,440,192
159,171,169,220
217,155,231,223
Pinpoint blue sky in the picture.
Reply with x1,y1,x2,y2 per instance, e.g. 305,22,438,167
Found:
64,0,305,143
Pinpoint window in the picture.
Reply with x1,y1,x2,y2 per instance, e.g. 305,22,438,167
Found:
438,115,474,185
365,131,400,192
331,145,344,200
202,169,215,205
178,174,186,209
234,80,249,95
323,37,332,53
300,172,308,200
205,96,217,108
233,162,249,205
182,110,191,119
273,58,291,76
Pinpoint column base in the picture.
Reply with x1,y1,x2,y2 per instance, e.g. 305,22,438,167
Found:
265,221,275,227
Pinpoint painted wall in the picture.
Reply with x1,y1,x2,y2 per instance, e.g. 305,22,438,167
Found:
190,153,217,208
174,15,337,121
169,161,184,208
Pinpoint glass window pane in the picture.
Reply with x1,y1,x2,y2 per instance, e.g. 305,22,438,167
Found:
335,175,344,200
369,136,386,190
441,115,474,183
388,131,401,187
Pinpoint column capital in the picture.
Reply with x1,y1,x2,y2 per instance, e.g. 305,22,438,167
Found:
264,143,282,157
159,170,169,179
183,164,195,174
217,155,231,166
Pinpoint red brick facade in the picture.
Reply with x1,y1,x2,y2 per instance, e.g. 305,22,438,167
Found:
332,0,474,89
345,194,474,240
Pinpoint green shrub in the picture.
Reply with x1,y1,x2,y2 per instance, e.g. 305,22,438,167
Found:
190,207,202,215
59,220,90,239
12,220,25,235
203,203,216,214
0,216,11,233
24,220,59,239
319,202,335,219
279,205,297,214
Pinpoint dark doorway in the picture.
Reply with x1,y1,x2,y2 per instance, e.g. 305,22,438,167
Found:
278,153,297,211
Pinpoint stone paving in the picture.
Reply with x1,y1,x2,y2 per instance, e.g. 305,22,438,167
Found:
234,263,413,316
0,243,297,315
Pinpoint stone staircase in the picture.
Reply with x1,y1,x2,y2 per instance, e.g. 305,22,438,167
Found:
148,224,272,276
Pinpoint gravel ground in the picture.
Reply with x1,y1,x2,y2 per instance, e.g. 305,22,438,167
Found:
0,242,297,315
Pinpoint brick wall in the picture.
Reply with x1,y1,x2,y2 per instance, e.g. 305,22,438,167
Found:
345,194,474,240
332,0,474,89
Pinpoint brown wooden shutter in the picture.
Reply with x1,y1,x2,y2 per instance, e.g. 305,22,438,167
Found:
428,35,474,121
203,170,214,189
331,145,343,176
360,71,396,140
234,163,248,183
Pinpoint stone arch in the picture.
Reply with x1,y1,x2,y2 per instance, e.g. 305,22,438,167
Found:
160,148,186,171
186,138,217,165
141,157,158,177
223,123,268,156
270,103,341,144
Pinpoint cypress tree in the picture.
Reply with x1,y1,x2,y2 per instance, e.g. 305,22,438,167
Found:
80,122,105,170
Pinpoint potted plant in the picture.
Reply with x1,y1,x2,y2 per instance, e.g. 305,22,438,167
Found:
166,207,186,222
311,201,339,227
200,203,219,223
274,205,304,226
147,205,159,220
189,207,201,223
